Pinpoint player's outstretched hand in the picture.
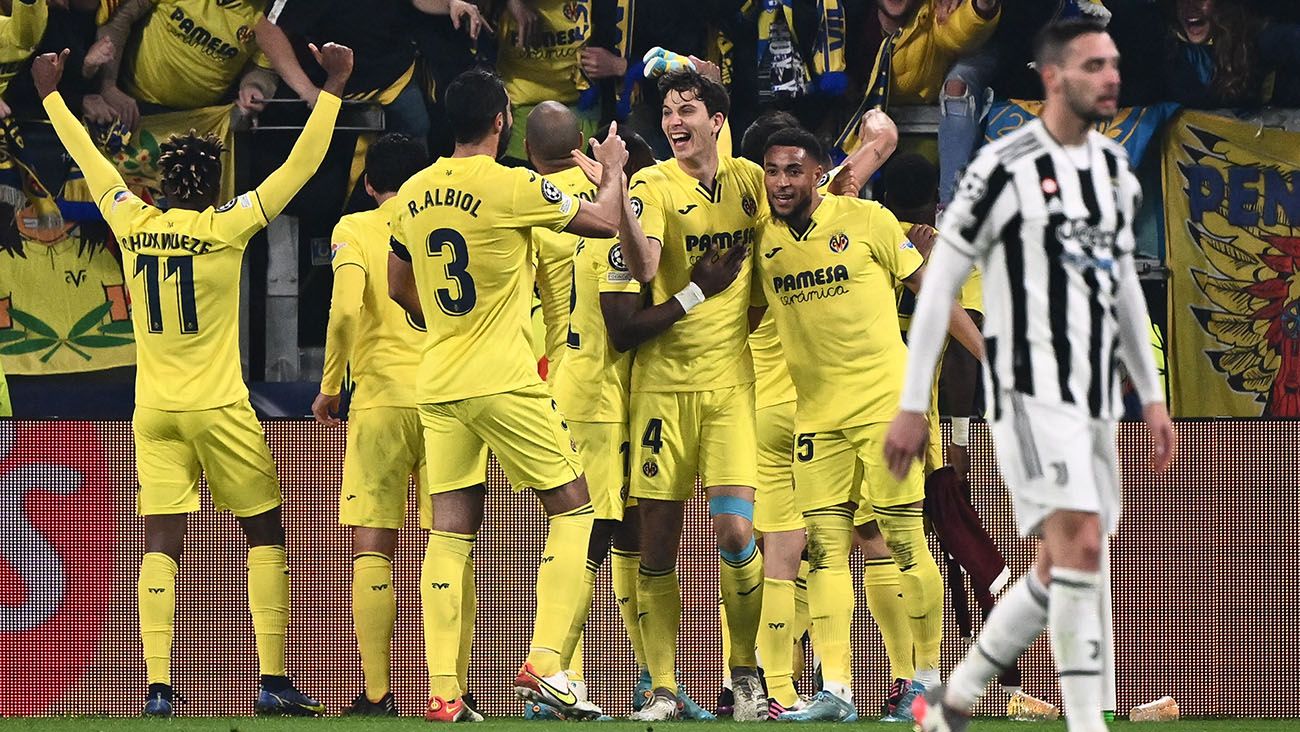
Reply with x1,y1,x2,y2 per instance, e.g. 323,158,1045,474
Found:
828,162,859,197
590,121,628,174
311,42,354,97
570,148,603,186
883,410,928,480
690,240,747,297
32,49,70,100
1143,402,1175,474
312,391,343,427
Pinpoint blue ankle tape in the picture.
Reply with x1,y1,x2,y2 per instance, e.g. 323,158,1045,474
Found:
720,536,757,564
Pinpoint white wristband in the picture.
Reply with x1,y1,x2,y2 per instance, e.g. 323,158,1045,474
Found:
673,281,706,313
951,416,970,447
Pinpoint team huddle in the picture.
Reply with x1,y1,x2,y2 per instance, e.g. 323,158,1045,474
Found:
33,15,1174,730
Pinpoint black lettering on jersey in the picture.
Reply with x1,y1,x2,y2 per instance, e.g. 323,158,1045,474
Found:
407,188,482,218
684,228,755,252
122,232,213,255
772,265,850,293
168,8,242,60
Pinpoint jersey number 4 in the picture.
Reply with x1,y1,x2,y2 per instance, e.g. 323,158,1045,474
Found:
133,254,199,334
426,228,477,316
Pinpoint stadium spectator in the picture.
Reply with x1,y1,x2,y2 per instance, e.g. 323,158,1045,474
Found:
1159,0,1300,108
0,0,48,119
255,0,487,144
494,0,632,164
93,0,279,130
848,0,1001,207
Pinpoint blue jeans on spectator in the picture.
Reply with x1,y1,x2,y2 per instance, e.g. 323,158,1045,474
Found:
939,49,999,206
383,81,431,149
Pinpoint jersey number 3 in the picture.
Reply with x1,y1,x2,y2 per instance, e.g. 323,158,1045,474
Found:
427,228,477,316
133,254,199,334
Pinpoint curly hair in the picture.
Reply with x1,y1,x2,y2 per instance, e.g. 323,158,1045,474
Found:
158,130,225,205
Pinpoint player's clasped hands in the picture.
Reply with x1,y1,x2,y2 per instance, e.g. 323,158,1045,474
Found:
691,240,748,298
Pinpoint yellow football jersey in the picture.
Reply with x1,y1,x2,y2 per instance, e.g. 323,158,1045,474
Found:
552,237,638,422
531,165,599,374
43,90,340,411
628,156,765,393
0,0,47,98
124,0,267,109
749,311,795,410
895,221,983,333
496,0,590,107
389,155,579,403
753,195,923,432
323,197,424,410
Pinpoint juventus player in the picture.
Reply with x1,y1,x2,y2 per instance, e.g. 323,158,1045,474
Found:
884,19,1175,732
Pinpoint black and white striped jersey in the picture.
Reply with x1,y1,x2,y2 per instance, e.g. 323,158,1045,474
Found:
901,118,1160,420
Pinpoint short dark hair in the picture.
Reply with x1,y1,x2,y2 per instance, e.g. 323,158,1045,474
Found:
762,126,824,165
1033,17,1110,68
365,133,428,194
657,69,730,119
159,130,224,206
740,111,801,164
879,152,938,210
444,67,509,144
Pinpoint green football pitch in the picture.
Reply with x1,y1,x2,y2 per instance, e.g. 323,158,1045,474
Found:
0,720,1293,732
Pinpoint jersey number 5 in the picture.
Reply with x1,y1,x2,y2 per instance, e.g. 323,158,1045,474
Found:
426,228,477,316
133,254,199,334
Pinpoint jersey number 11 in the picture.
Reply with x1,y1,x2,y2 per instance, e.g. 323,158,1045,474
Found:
133,254,200,334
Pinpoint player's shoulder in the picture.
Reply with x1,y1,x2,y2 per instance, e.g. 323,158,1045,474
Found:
629,161,672,192
976,121,1046,171
723,154,764,181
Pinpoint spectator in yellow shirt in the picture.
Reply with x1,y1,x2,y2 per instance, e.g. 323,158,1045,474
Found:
0,0,47,118
874,0,999,210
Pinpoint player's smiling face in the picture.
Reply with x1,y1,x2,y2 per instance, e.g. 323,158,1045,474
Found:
662,89,722,162
763,145,821,222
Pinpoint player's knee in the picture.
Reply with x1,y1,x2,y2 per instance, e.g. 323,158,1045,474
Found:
715,518,755,557
875,512,925,570
1062,535,1103,571
238,508,286,548
352,527,398,557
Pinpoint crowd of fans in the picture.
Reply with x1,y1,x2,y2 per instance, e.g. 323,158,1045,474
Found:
0,0,1298,389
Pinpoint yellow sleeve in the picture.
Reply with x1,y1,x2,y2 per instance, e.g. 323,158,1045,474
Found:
320,261,365,396
628,172,666,242
41,91,154,233
2,0,48,50
511,170,579,232
958,265,983,314
597,240,642,294
933,0,998,55
248,92,342,223
866,205,923,280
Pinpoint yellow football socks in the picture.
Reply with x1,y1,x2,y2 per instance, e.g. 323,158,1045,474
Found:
423,530,474,699
247,545,289,677
352,552,395,701
719,538,763,670
757,577,798,706
560,560,599,679
528,503,595,676
804,509,855,695
610,549,647,671
458,553,476,694
793,562,810,681
637,566,680,690
138,552,177,685
863,557,916,680
875,506,943,679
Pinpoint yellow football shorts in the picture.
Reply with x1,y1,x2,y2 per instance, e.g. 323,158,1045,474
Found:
419,384,583,494
629,383,758,502
570,420,633,521
341,406,431,530
133,400,280,517
755,400,802,533
788,421,925,524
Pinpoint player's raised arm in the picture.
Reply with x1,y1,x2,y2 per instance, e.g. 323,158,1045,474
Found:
252,43,353,221
562,123,628,239
36,50,130,211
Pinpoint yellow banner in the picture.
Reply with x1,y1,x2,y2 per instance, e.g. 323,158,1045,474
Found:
1164,110,1300,417
64,104,236,206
